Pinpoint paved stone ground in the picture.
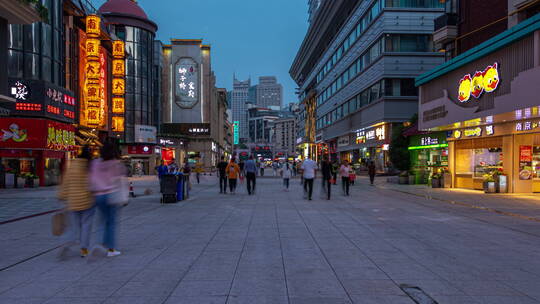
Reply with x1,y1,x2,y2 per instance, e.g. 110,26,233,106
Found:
1,175,540,304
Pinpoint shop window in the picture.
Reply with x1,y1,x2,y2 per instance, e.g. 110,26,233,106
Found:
8,25,23,50
385,34,434,52
8,50,23,78
456,147,503,177
24,53,40,79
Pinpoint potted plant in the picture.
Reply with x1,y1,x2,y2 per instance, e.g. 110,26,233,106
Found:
483,174,496,193
16,174,26,188
492,169,507,193
398,171,409,184
431,172,442,188
408,171,416,185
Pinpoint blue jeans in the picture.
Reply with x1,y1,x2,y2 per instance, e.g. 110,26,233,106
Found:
95,194,117,250
67,207,95,249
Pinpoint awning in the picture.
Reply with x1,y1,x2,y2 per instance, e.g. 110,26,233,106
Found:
76,130,102,147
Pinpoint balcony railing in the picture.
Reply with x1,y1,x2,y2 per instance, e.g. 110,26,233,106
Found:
434,13,459,32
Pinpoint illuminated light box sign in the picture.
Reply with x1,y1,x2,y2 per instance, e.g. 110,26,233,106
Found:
458,63,500,103
233,121,239,145
355,125,386,144
451,125,494,139
0,118,75,151
516,121,540,132
174,57,199,109
111,39,125,133
8,78,76,124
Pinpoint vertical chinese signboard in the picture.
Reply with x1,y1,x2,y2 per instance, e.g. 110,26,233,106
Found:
519,145,533,180
233,121,239,145
82,15,103,128
174,58,198,109
111,40,125,132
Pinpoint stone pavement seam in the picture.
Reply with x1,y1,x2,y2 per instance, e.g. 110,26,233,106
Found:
288,194,355,303
274,198,291,304
161,189,246,303
224,191,258,304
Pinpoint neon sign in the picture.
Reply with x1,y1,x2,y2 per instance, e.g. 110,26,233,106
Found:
458,63,499,102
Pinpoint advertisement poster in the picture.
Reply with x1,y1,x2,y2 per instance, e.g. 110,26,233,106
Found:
519,145,533,180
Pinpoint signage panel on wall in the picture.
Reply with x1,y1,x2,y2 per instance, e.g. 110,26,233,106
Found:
337,136,349,147
174,58,199,109
161,123,210,136
0,118,75,151
134,125,157,143
233,121,239,145
8,79,76,124
519,145,533,180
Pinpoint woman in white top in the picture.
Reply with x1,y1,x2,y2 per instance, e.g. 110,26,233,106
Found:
281,161,292,191
339,160,351,196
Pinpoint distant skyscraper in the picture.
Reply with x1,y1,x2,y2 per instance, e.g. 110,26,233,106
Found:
252,76,283,109
308,0,322,24
231,76,251,141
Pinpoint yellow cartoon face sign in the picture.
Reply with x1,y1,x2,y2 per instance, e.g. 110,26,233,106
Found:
482,63,499,92
471,71,484,98
457,62,500,102
458,74,472,102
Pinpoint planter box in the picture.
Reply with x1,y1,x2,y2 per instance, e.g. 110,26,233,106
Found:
408,175,416,185
398,176,409,184
498,175,507,193
32,178,39,188
5,173,15,188
485,182,496,193
16,177,25,188
431,178,441,188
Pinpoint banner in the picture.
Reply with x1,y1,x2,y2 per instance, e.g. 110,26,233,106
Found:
519,145,533,180
0,118,75,151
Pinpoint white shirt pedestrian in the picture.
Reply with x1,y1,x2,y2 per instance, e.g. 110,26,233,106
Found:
301,158,317,179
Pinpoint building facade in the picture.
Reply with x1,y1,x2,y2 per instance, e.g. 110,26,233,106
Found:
98,0,158,174
274,116,297,157
247,105,280,144
290,0,446,170
416,1,540,193
230,76,251,142
251,76,283,109
160,39,224,168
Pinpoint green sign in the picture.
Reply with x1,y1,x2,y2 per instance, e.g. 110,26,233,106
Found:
233,121,239,145
408,132,447,150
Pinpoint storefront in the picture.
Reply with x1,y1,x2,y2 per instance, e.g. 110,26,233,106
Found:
416,15,540,192
0,118,76,186
408,132,448,184
354,123,391,172
158,137,185,165
337,135,352,162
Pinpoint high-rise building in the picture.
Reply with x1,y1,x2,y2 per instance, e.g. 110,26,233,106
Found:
230,76,251,142
291,1,445,169
274,116,297,157
308,0,322,24
251,76,283,109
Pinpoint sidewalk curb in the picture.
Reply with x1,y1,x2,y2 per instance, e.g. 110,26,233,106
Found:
378,185,540,223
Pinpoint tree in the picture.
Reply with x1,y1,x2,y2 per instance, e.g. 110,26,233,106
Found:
389,123,410,172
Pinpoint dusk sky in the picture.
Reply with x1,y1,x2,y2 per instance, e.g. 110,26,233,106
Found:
94,0,310,105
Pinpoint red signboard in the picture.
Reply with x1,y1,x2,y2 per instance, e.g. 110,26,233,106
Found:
0,118,75,151
519,145,533,180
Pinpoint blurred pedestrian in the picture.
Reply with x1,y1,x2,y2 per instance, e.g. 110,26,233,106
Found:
226,157,240,194
217,156,228,194
238,160,245,184
57,146,95,258
340,160,351,196
194,159,203,184
89,141,126,257
301,157,317,200
368,161,376,185
155,160,168,193
168,158,179,173
321,156,332,200
183,159,191,190
245,155,257,195
331,160,338,185
349,166,356,186
281,161,292,191
260,162,265,177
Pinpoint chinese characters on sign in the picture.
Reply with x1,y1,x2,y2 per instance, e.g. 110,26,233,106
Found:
516,121,539,132
10,81,28,100
175,58,198,108
111,39,125,133
355,125,386,144
233,121,239,145
420,136,439,146
83,15,102,127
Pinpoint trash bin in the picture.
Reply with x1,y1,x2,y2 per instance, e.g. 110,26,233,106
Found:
160,174,178,204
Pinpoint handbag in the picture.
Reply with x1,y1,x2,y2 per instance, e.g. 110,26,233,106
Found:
108,177,129,206
51,211,68,236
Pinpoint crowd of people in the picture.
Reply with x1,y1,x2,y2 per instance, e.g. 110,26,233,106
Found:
213,155,377,200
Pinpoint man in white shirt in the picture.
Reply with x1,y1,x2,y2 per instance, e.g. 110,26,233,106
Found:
301,157,317,200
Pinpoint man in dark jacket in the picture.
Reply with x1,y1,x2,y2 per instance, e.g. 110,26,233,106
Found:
321,156,332,200
217,156,228,193
368,160,376,185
